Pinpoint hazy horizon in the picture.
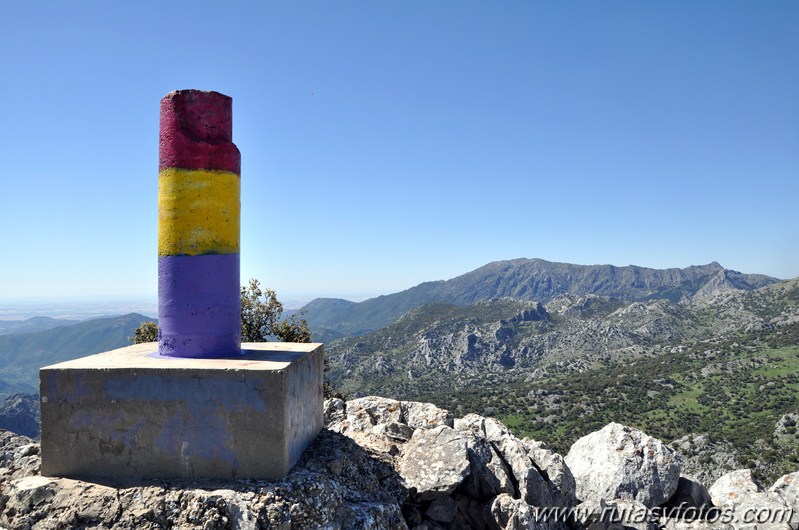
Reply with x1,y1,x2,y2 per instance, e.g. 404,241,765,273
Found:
1,254,795,321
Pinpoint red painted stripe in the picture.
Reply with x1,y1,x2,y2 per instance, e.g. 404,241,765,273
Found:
159,90,241,173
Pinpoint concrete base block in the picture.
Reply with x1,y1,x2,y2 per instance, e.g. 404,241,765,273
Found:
39,342,323,480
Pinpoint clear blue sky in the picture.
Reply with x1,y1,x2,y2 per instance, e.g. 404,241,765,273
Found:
1,2,797,302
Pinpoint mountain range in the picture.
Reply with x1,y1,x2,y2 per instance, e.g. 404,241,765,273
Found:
0,313,156,398
314,261,798,484
300,258,778,339
0,316,80,336
323,275,799,397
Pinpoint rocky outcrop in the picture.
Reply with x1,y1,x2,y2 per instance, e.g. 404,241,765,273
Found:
706,469,799,529
565,422,681,508
329,396,578,529
769,471,799,506
0,396,578,530
0,393,39,439
330,296,702,387
0,429,40,480
397,425,470,501
668,434,739,486
1,425,409,530
2,398,798,529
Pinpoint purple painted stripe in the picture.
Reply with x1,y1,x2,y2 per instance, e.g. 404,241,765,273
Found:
159,90,241,173
158,254,241,358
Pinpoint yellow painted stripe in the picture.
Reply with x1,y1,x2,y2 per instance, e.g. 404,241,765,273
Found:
158,168,240,256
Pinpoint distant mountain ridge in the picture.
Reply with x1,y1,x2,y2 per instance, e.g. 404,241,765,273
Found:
0,313,156,398
302,258,779,337
325,278,799,399
0,316,80,336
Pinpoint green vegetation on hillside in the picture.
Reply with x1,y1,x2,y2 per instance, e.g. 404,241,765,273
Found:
415,323,799,484
0,313,155,397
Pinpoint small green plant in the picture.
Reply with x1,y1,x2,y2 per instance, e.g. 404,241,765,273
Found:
130,321,158,344
240,278,311,343
130,279,312,344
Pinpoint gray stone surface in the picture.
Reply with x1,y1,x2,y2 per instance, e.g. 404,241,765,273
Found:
708,469,762,508
455,413,577,510
0,393,39,439
39,342,323,480
1,428,409,530
489,493,539,530
12,395,796,530
523,438,578,507
707,469,798,529
398,425,470,501
345,396,404,432
669,433,739,486
769,471,799,506
401,401,454,430
459,428,515,500
565,422,681,507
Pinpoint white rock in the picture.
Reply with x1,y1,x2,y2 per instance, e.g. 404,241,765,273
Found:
489,493,540,530
708,469,761,508
345,396,403,433
524,438,578,506
401,401,453,430
709,470,797,529
564,422,681,507
769,471,799,506
398,425,470,501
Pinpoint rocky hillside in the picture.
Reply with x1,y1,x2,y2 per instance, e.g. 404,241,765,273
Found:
2,397,797,529
326,278,799,398
0,393,39,439
302,259,779,337
322,279,799,487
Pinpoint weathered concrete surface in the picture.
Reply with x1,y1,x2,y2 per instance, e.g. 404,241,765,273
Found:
39,342,323,480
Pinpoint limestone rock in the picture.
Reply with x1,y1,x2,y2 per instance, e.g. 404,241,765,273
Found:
575,498,661,530
401,401,454,430
708,469,798,529
0,430,39,480
398,425,470,501
324,396,347,429
708,469,762,508
0,428,409,530
345,395,404,433
565,422,681,507
459,428,515,500
455,413,577,508
489,493,540,530
17,395,793,530
769,471,799,506
424,497,458,523
523,438,578,506
499,434,556,507
0,393,40,439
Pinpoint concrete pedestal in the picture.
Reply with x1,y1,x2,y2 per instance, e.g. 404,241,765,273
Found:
39,342,323,480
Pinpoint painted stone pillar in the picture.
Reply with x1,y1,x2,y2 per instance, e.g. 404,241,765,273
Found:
158,90,241,357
